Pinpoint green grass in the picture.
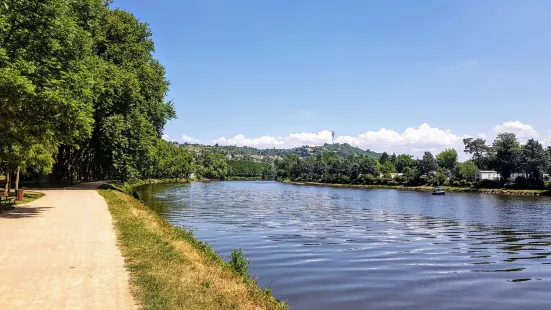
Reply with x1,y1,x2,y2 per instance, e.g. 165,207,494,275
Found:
98,187,287,310
0,190,45,213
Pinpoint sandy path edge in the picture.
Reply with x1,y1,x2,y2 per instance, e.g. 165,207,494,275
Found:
0,185,136,310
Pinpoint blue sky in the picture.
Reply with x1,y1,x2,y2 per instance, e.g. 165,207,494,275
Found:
113,0,551,155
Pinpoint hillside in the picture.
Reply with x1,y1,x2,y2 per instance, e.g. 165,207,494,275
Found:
179,143,380,159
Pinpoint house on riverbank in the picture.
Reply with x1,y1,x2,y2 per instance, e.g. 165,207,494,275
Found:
478,170,549,181
479,170,500,181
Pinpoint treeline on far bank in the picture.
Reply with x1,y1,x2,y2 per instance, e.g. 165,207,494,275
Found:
275,133,551,190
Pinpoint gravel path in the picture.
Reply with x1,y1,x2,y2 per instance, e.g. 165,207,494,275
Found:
0,183,136,310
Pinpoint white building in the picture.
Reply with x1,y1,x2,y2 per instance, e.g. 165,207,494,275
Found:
478,171,542,181
478,170,500,181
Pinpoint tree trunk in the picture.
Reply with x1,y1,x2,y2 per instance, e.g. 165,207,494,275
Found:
15,167,20,191
5,170,11,193
4,170,9,193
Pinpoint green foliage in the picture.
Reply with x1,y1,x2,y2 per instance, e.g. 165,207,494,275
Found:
453,161,479,182
376,160,395,175
379,152,390,165
0,0,97,175
402,166,420,184
228,158,275,180
0,0,183,184
419,152,438,176
230,248,250,278
394,154,417,173
185,143,380,160
463,138,490,169
436,149,458,171
492,133,522,180
196,152,228,180
522,138,547,181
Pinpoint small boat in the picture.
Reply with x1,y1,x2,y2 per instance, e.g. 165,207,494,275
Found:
432,186,446,195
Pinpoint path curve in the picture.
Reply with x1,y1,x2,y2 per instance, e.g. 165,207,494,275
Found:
0,183,136,310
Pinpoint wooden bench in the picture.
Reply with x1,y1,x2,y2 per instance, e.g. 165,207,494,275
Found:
1,192,15,205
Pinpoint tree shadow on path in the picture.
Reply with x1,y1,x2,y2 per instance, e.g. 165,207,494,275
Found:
0,206,53,219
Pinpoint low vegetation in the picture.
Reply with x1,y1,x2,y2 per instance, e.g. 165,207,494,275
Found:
98,185,287,310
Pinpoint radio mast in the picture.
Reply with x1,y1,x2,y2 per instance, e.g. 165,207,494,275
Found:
332,130,335,145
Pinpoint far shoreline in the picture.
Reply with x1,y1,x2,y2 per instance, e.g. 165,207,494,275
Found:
283,180,550,197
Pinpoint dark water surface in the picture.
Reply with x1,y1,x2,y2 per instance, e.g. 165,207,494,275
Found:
137,181,551,310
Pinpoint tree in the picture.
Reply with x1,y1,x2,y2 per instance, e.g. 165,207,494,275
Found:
394,154,416,173
522,139,547,181
463,138,489,169
453,161,479,182
493,133,522,180
436,149,458,171
379,152,390,165
419,152,438,176
376,160,395,175
196,152,228,179
403,166,420,184
0,0,98,187
390,153,397,164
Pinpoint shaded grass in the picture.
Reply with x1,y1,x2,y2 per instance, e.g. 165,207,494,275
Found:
288,181,550,196
0,190,45,213
17,191,45,205
98,187,287,310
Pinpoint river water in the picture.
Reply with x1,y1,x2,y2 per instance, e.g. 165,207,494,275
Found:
137,181,551,310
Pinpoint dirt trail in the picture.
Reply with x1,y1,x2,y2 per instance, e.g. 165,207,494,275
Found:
0,183,136,310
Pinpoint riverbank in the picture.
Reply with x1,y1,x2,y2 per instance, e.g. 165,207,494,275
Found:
99,184,287,310
286,181,550,196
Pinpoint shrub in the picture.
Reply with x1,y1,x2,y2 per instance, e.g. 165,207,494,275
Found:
230,248,250,277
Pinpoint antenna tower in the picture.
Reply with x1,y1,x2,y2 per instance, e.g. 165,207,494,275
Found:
332,130,335,145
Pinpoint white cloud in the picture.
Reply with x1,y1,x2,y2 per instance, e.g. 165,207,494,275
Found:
336,123,465,156
212,124,466,157
210,121,548,159
162,134,170,141
492,121,538,141
286,130,333,146
182,135,200,144
213,134,285,148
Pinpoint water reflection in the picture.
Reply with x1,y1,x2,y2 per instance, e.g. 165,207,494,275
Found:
137,181,551,310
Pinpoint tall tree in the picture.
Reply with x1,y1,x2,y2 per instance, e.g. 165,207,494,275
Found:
463,138,489,169
419,152,438,176
394,154,416,173
436,149,458,171
492,133,522,180
453,161,479,182
379,152,390,165
0,0,98,187
522,139,547,180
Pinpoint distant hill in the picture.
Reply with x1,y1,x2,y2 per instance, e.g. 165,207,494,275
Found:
179,142,380,159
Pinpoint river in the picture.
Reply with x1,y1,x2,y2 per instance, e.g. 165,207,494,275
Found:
137,181,551,310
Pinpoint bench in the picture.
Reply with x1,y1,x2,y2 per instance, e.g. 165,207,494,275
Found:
1,192,15,205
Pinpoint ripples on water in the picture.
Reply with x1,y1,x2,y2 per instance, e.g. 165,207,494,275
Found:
137,181,551,310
